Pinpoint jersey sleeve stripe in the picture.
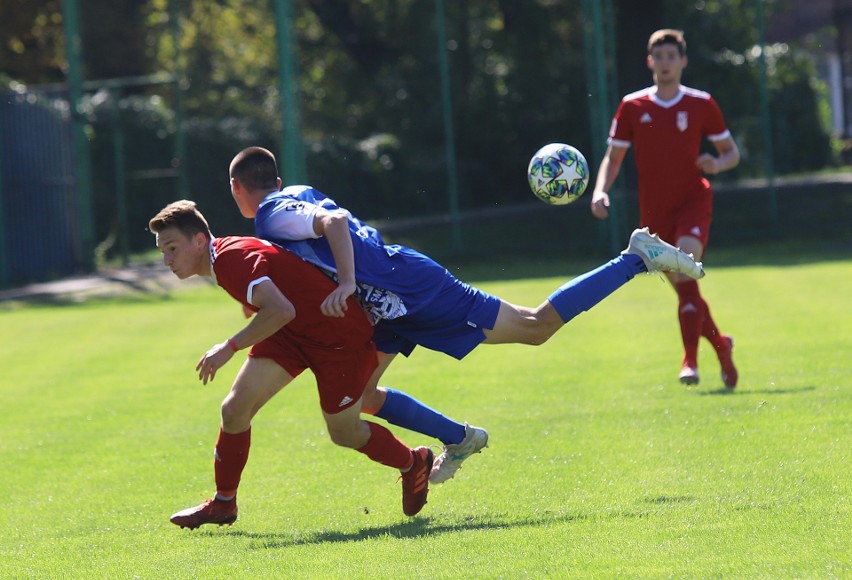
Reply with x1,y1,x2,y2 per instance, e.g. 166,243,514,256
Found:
608,137,632,148
247,276,272,305
707,129,732,142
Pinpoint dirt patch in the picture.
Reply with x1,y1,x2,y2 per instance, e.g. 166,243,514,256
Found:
0,264,208,305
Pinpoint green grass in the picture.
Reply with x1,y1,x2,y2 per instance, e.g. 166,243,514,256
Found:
1,257,849,578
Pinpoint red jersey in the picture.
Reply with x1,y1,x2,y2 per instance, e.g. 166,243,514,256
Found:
211,236,373,350
608,85,730,221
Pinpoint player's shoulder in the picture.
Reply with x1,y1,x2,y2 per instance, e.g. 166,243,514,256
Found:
262,185,340,213
679,85,714,101
214,236,281,257
622,86,657,103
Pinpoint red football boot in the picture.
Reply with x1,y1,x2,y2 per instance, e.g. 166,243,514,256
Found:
401,446,434,516
717,335,738,389
170,498,238,530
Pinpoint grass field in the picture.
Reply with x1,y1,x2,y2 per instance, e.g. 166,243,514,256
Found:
1,253,849,578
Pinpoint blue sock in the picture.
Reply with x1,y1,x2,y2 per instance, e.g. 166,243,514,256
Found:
374,388,466,445
548,254,646,323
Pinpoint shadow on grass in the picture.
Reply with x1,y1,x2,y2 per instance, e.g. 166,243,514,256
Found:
642,495,695,504
695,385,816,396
207,511,593,549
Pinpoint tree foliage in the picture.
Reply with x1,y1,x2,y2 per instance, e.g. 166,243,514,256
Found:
0,0,837,255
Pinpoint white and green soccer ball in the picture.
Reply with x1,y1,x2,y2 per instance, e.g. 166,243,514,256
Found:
527,142,590,205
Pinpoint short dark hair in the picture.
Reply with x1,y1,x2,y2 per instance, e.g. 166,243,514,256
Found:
148,200,212,240
229,146,280,191
648,29,686,56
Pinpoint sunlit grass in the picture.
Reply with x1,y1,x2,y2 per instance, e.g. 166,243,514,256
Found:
2,258,849,577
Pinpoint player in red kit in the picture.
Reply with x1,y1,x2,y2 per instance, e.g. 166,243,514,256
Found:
148,200,433,528
590,29,740,388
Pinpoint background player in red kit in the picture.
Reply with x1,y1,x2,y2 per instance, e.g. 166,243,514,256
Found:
148,200,433,529
590,28,740,388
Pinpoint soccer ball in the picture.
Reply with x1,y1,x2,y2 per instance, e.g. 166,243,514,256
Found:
527,143,590,205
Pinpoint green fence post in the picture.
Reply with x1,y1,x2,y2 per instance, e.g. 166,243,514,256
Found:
170,0,189,199
62,0,96,272
0,104,6,287
582,0,621,254
111,90,129,266
756,0,779,231
273,0,305,184
435,0,462,252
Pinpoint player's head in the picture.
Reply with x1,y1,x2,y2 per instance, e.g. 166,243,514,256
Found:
229,146,281,218
647,29,686,56
646,29,687,84
148,200,213,279
230,146,280,191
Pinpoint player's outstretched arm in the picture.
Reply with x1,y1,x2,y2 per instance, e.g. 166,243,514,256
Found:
313,209,357,318
196,280,296,384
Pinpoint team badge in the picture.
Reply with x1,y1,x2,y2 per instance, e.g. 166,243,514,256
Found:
677,111,688,132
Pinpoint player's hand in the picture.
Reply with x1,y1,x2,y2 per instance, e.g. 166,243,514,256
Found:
591,192,610,219
696,153,719,174
320,281,357,318
195,341,235,385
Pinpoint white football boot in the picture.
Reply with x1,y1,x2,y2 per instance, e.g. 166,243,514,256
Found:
429,423,489,484
623,227,705,279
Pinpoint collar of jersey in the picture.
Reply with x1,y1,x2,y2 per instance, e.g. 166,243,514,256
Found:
209,239,218,284
649,85,685,109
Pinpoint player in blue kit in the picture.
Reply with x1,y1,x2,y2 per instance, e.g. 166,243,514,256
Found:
228,146,706,484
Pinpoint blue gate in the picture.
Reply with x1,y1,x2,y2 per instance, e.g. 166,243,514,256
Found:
0,87,80,288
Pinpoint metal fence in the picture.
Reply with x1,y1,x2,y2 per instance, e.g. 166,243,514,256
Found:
0,87,81,287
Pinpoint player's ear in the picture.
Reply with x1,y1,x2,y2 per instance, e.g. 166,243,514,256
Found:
276,177,282,191
646,54,654,70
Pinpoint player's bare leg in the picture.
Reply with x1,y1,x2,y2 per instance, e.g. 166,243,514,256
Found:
325,397,433,516
359,352,397,414
323,399,372,449
171,358,294,530
483,301,563,345
221,357,293,433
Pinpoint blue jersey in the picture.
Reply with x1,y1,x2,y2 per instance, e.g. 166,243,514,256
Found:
254,186,450,321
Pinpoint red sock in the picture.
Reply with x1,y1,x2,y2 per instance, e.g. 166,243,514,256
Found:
676,280,704,366
214,427,251,499
700,299,726,351
356,422,413,471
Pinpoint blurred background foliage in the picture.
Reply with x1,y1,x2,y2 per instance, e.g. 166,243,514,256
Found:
0,0,838,258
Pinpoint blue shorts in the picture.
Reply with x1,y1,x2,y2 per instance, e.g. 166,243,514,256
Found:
372,273,502,360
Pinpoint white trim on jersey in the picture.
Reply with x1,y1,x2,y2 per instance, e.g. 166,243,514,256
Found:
623,85,712,109
608,137,632,149
247,275,272,305
707,129,732,142
262,196,322,240
209,240,218,284
622,86,656,102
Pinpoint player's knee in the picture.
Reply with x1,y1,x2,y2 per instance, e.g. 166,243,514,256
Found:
327,426,360,448
359,386,385,415
220,395,249,431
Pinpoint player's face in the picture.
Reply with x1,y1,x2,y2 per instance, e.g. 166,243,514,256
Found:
156,227,206,279
648,44,686,84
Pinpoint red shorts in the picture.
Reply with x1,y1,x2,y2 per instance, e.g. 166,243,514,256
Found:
642,196,713,249
248,333,378,415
